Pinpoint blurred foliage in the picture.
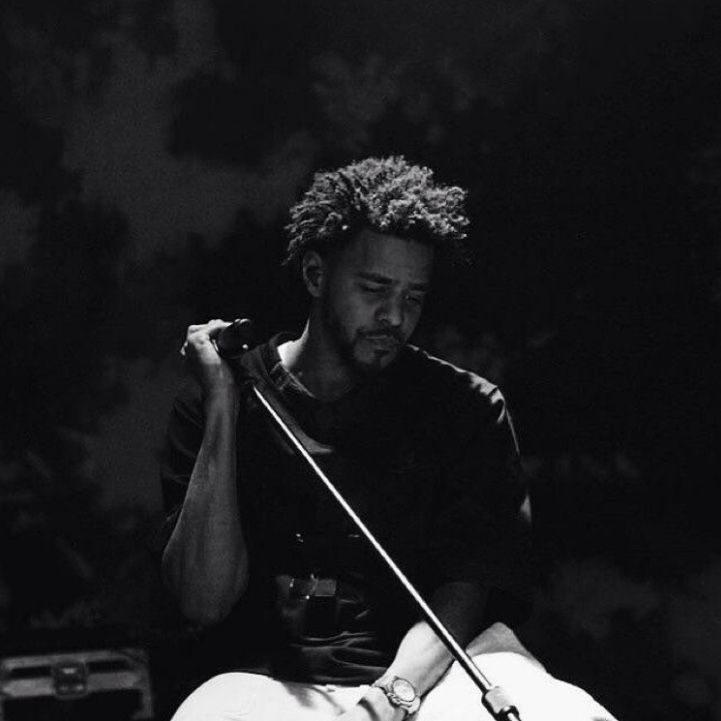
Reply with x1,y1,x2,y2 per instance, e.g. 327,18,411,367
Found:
0,195,164,633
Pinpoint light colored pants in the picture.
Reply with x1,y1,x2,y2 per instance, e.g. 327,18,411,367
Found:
170,623,618,720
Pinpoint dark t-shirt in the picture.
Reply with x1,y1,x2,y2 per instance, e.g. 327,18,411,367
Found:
159,334,531,684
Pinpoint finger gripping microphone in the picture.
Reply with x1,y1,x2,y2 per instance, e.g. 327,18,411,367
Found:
216,318,254,359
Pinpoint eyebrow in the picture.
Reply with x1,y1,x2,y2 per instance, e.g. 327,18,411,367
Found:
356,272,429,292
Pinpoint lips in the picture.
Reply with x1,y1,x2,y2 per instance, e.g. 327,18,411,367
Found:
362,333,401,351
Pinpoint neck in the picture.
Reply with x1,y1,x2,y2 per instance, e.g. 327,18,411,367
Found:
278,317,359,402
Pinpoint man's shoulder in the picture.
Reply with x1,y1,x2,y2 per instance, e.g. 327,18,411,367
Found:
396,344,507,421
400,344,502,398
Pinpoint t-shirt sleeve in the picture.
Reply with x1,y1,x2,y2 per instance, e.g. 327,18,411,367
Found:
151,380,204,558
423,382,532,598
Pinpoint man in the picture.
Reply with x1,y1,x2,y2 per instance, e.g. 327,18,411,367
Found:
158,157,616,720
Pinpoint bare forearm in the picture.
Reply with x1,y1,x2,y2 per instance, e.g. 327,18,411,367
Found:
362,582,488,719
392,582,487,687
162,394,249,624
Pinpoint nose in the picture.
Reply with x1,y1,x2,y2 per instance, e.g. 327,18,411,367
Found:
376,294,404,328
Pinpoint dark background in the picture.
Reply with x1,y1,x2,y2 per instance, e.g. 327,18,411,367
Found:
1,0,720,719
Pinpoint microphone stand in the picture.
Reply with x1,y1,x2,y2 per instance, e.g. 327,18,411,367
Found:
218,320,522,721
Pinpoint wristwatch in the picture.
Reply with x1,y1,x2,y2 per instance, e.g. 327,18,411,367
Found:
372,675,421,716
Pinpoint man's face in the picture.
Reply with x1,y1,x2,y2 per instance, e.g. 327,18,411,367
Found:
314,228,434,374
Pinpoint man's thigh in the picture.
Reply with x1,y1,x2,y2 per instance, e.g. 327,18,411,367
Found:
169,672,365,721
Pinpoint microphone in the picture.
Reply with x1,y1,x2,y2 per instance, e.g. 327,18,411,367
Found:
215,318,254,359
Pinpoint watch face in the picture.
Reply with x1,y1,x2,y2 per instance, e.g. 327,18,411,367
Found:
391,678,416,702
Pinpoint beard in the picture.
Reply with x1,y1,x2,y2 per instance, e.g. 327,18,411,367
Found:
321,302,404,376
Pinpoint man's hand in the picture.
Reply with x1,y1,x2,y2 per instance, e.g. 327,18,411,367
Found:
335,688,405,721
181,319,237,400
335,707,397,721
335,709,385,721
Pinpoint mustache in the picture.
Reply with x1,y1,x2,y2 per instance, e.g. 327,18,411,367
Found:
359,328,404,343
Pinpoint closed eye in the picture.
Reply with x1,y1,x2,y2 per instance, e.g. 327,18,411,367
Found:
359,283,386,294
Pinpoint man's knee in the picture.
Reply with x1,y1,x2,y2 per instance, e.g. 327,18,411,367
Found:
466,622,541,665
420,644,616,721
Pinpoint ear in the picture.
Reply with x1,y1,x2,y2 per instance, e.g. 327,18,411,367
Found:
301,251,326,298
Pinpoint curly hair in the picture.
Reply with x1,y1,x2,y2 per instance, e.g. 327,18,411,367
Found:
284,156,469,266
